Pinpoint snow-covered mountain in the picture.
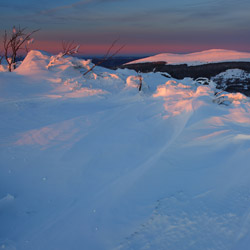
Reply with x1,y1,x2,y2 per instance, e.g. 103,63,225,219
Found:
127,49,250,66
121,49,250,97
1,50,250,250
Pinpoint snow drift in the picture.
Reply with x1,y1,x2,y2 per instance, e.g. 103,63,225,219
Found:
15,50,51,74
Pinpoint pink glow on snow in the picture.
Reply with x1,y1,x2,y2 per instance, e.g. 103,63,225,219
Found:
15,121,80,149
207,117,225,126
153,81,211,118
126,75,141,88
221,93,247,102
14,117,93,149
65,88,107,98
196,130,230,141
225,107,250,124
129,49,250,65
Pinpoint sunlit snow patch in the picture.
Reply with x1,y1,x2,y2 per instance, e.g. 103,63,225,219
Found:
14,117,93,149
153,80,212,118
15,50,51,75
128,49,250,66
213,92,247,105
64,87,107,98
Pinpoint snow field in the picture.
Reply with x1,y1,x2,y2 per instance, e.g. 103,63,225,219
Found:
1,50,250,250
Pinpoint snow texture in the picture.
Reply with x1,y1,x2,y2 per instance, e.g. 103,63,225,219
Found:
1,50,250,250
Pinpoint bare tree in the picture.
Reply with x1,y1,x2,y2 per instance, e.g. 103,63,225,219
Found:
3,26,39,72
83,39,125,76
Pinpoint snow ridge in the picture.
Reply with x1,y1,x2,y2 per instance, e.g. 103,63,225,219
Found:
127,49,250,66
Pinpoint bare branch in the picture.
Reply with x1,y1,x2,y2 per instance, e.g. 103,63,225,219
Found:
138,72,142,91
102,38,119,60
83,40,125,76
61,40,80,57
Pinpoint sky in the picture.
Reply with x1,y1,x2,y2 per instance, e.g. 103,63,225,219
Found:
0,0,250,56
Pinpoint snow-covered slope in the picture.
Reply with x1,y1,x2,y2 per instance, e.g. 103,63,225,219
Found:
127,49,250,66
1,51,250,250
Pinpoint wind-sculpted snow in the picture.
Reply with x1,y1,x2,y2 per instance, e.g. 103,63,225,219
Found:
153,80,212,118
15,50,51,74
1,51,250,250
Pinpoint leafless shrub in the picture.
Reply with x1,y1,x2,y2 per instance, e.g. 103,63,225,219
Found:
83,39,125,76
61,40,80,56
47,40,80,69
3,26,39,71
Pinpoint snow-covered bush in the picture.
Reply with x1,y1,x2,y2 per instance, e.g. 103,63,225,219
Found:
47,41,80,69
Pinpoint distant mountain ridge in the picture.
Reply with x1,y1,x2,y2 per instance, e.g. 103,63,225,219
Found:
126,49,250,66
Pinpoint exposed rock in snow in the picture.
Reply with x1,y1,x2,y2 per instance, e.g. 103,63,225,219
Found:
212,69,250,96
